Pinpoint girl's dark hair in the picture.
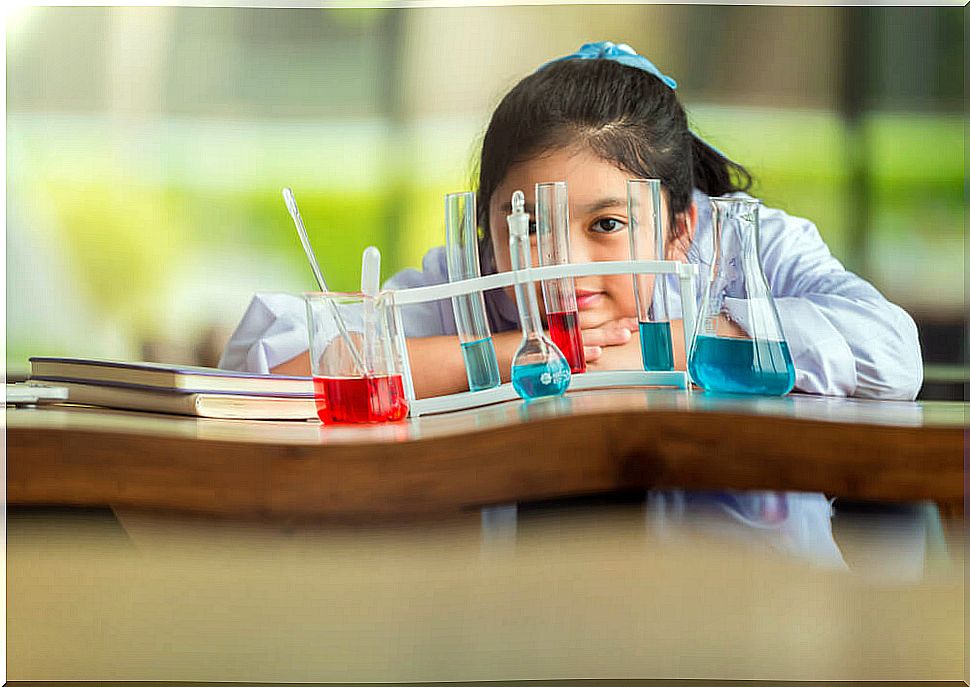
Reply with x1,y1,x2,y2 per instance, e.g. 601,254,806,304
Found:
475,59,752,267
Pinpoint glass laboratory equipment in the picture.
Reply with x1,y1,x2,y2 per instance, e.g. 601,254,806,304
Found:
508,191,571,400
627,179,674,371
305,291,409,423
687,197,795,396
445,191,501,392
535,181,587,374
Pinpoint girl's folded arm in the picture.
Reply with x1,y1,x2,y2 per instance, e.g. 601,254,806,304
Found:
758,207,923,400
220,248,458,375
222,247,521,398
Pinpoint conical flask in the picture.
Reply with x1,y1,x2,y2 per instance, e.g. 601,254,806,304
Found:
687,197,795,395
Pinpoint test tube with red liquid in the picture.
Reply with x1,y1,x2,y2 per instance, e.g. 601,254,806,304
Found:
535,181,587,374
304,291,409,424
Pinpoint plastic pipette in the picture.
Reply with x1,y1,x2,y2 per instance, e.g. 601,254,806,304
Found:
360,246,381,374
282,187,366,374
508,190,570,400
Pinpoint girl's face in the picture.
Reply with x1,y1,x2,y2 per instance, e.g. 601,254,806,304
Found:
488,146,696,329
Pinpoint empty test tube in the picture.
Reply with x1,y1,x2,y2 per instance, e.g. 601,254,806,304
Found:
444,191,501,392
628,179,674,371
535,181,587,374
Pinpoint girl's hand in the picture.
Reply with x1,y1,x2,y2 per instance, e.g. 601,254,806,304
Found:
582,317,638,363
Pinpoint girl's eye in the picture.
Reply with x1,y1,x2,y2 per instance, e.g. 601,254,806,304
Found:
591,217,626,234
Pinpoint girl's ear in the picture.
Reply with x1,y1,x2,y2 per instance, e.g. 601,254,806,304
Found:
667,201,698,262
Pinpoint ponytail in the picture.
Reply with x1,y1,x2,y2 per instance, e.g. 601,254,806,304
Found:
690,133,753,197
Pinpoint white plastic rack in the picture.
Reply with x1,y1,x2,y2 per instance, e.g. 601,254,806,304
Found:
388,259,699,417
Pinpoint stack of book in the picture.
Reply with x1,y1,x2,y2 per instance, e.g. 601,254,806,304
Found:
28,357,316,420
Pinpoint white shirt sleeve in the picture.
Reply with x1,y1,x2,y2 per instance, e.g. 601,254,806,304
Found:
219,247,457,373
383,246,458,338
757,204,923,400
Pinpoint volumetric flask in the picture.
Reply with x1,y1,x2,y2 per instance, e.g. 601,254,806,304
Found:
535,181,586,374
687,197,795,396
627,179,674,371
508,191,571,400
305,291,409,424
445,191,501,392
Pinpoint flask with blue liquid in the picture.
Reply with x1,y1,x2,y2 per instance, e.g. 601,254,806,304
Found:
507,190,571,400
445,191,502,392
687,196,795,396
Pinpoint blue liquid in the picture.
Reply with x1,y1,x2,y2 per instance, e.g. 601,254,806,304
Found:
461,337,501,392
688,335,795,396
511,360,571,400
639,321,674,371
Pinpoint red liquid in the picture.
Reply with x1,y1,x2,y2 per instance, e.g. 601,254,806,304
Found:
313,374,409,424
546,310,587,374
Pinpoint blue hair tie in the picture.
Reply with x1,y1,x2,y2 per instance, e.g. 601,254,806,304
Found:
538,41,678,90
538,41,730,159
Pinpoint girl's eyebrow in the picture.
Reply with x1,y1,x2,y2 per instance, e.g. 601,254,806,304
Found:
499,198,624,215
579,197,627,214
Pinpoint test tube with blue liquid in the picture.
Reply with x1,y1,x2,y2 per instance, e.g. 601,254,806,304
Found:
627,179,675,371
508,191,571,400
445,191,501,392
536,182,587,374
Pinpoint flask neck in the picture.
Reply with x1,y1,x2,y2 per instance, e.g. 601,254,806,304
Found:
712,198,761,264
510,233,545,339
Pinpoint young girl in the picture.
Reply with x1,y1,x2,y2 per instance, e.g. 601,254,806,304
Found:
222,41,921,403
221,42,923,567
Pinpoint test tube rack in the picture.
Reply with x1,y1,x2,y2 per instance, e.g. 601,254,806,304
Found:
388,259,698,418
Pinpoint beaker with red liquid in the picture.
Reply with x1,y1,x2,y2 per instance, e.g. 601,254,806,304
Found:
312,374,408,423
304,291,410,424
536,181,587,374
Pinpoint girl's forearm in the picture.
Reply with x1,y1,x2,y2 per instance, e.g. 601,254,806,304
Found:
271,352,311,376
406,331,520,398
270,332,522,399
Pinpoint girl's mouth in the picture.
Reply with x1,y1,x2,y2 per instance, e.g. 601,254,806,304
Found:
575,290,604,310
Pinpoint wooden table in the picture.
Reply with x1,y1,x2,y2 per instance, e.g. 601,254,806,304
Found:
7,389,965,519
7,390,965,681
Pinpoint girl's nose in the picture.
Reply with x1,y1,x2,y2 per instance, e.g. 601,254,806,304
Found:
569,230,595,264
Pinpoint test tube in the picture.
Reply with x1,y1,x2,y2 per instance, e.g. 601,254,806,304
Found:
535,181,587,374
445,191,501,392
627,179,674,371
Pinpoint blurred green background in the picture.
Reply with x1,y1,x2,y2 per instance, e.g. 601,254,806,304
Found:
6,5,965,393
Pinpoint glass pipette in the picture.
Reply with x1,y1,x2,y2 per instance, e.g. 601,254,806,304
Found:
282,186,366,374
361,245,381,375
507,190,570,400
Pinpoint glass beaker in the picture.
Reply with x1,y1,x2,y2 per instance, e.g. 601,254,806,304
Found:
445,191,501,392
535,181,587,374
687,197,795,396
305,291,409,423
627,179,674,371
